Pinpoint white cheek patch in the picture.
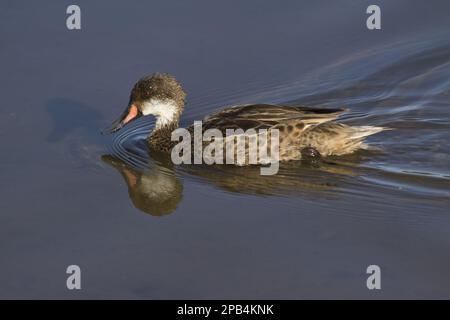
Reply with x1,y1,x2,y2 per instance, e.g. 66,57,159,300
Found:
141,99,178,129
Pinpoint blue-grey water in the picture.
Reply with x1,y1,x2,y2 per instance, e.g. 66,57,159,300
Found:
1,0,450,299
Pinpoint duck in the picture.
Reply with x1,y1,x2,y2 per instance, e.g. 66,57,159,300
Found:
103,73,387,163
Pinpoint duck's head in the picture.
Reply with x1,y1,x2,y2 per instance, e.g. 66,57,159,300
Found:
103,73,186,134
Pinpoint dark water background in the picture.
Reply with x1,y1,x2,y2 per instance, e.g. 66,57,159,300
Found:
1,0,450,298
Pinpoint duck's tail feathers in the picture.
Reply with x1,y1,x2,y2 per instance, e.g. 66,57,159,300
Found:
348,126,390,140
348,126,391,151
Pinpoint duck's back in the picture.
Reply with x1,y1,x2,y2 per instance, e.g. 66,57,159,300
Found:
196,104,346,134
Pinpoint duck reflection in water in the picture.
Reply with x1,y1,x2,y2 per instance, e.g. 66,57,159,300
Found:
102,146,367,216
102,153,183,216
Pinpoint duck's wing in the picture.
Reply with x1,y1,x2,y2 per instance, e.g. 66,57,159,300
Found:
196,104,346,132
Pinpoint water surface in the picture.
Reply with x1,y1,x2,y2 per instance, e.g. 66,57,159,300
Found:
1,0,450,299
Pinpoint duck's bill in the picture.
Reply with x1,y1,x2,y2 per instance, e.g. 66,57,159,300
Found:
102,104,140,135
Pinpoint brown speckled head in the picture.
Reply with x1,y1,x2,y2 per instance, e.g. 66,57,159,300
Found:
129,73,186,111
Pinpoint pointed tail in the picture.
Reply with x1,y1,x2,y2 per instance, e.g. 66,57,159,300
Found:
348,126,390,140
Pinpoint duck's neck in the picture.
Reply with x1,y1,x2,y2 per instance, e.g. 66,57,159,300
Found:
148,121,180,152
142,99,183,152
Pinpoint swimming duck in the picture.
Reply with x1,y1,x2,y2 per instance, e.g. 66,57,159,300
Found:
104,73,387,162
